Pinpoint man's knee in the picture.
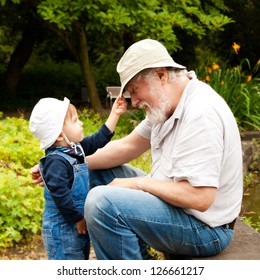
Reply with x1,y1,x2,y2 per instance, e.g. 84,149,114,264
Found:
85,186,126,227
85,186,105,218
85,186,117,225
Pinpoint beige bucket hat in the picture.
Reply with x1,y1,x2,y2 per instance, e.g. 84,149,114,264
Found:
116,39,186,96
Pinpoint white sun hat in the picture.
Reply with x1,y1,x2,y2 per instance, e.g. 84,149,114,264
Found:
116,39,186,96
29,97,70,150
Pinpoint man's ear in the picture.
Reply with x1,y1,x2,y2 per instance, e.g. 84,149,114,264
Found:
156,68,168,85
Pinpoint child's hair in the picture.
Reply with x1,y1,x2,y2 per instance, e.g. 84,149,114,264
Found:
64,104,77,125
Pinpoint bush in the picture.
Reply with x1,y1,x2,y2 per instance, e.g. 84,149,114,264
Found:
0,116,44,248
0,56,120,111
198,59,260,130
0,60,83,110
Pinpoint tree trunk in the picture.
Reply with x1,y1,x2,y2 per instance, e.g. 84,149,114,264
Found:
74,22,102,114
3,15,42,102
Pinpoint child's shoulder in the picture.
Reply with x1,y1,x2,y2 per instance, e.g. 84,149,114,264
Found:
41,152,73,170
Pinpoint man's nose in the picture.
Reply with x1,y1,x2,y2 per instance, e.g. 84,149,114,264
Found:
131,95,139,107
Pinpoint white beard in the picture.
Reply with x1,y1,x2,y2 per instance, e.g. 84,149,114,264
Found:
148,105,167,124
140,84,171,124
139,99,169,124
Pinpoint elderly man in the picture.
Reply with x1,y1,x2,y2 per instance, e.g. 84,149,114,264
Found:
84,39,243,260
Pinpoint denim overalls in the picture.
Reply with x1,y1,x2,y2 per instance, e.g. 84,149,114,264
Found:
39,151,90,260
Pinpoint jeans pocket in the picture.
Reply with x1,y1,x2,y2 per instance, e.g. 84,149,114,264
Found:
181,225,224,257
42,222,56,257
182,239,221,257
197,239,222,256
61,223,86,254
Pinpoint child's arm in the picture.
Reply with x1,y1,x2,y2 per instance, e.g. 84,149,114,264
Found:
80,96,127,156
105,96,127,133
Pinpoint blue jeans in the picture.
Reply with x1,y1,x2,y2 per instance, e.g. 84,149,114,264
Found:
85,165,233,260
42,216,90,260
40,151,90,260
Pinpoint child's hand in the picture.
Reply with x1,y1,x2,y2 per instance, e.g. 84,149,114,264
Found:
111,96,128,116
30,164,44,186
76,218,87,235
105,96,128,132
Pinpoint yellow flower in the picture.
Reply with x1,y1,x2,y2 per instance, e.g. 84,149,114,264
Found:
212,63,220,71
207,67,212,73
257,59,260,65
246,75,252,83
205,75,210,82
232,42,240,54
221,80,225,85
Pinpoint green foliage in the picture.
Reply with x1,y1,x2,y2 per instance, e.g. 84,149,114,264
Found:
198,59,260,130
0,116,44,167
79,108,104,135
242,140,260,233
32,0,233,53
0,0,240,112
0,116,44,249
21,59,82,102
37,0,88,30
0,26,16,64
130,150,152,174
0,60,83,110
92,57,121,101
0,168,44,248
78,108,143,139
243,216,260,233
244,172,260,190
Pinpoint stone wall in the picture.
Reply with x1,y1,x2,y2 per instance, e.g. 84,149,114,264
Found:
241,131,260,176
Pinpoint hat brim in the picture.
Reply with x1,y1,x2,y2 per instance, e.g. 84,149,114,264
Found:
119,61,186,97
39,97,70,150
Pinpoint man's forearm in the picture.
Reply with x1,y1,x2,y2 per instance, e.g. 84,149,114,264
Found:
86,140,129,169
86,130,150,170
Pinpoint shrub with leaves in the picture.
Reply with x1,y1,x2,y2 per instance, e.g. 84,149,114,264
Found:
0,164,44,248
198,45,260,131
0,115,44,248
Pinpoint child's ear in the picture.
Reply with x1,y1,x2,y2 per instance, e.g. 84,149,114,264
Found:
56,133,63,141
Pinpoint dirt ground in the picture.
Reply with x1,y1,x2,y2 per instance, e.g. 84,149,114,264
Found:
0,235,96,260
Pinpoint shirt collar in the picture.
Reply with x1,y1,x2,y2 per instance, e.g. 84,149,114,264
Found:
172,70,197,120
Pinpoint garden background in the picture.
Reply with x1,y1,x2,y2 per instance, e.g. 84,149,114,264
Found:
0,0,259,259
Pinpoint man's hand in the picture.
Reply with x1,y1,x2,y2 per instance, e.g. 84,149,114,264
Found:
30,164,44,186
108,177,142,190
109,177,217,212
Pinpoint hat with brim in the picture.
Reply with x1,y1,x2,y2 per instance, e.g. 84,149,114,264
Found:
29,97,70,150
116,39,186,96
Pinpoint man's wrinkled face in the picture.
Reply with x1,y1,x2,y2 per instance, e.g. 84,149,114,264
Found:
125,74,171,124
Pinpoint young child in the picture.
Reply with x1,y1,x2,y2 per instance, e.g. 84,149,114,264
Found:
29,96,127,260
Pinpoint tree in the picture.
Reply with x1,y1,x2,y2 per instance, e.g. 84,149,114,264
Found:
1,0,233,112
4,12,43,97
